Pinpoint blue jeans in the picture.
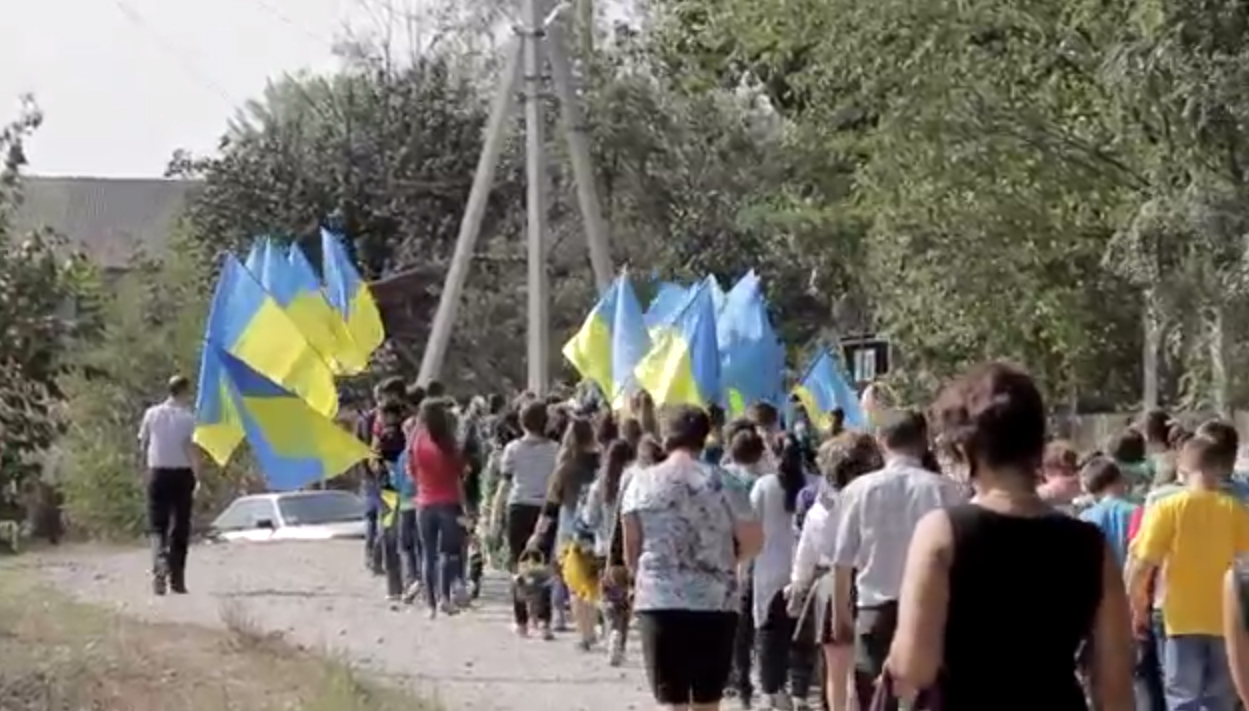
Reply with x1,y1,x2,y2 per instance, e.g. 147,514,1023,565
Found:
1163,634,1237,711
417,503,464,608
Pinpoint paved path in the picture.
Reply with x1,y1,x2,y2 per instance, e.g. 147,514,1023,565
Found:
34,541,655,711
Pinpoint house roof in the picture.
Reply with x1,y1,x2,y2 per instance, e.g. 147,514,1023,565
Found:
12,176,198,267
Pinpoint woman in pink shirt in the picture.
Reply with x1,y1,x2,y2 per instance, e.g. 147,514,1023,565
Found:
406,399,467,618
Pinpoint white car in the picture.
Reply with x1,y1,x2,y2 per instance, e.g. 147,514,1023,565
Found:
206,490,368,543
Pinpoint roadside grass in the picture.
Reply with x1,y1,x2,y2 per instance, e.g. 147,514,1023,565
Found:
0,565,440,711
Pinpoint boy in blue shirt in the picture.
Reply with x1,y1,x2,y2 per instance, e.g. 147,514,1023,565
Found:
1079,456,1139,568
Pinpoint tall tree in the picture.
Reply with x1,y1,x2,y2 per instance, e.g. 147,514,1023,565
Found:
0,99,100,496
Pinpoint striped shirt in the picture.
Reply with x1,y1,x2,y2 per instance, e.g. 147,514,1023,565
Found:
500,435,558,506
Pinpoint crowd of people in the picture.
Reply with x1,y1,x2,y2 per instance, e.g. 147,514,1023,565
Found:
339,362,1249,711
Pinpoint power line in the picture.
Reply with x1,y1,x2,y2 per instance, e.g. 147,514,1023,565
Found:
109,0,237,107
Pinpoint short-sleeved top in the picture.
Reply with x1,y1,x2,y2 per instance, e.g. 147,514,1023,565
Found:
1142,479,1249,609
831,456,968,606
409,430,464,507
1132,488,1249,635
1079,496,1138,569
138,399,195,469
621,454,755,612
500,435,559,506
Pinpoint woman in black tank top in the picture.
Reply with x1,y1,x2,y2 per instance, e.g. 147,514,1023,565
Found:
883,362,1135,710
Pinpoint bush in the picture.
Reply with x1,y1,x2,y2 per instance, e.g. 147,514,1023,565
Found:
55,234,254,539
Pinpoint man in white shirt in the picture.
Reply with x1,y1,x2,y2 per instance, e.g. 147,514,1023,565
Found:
830,410,965,711
138,375,198,596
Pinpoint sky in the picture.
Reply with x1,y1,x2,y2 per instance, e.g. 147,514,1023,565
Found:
2,0,426,178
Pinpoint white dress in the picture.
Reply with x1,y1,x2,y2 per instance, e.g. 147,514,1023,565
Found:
749,473,812,628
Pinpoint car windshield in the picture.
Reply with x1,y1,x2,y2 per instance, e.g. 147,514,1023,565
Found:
277,492,366,526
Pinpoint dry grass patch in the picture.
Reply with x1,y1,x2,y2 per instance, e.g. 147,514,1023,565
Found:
0,567,439,711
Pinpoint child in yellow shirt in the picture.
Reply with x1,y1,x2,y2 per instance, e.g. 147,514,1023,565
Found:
1128,422,1249,711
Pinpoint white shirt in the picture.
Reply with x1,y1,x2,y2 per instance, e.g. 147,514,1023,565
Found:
831,455,967,607
749,473,816,628
792,495,838,590
138,398,195,469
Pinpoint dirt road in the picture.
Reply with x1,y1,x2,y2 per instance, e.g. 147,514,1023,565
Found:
35,541,655,711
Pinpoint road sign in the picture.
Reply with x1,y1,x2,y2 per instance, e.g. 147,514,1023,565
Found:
840,336,891,384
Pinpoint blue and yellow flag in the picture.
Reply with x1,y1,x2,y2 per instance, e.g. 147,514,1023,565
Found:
286,244,358,374
792,348,866,432
563,278,620,398
320,228,384,372
214,345,371,491
193,268,247,465
634,279,721,408
643,281,689,333
210,253,337,416
255,240,354,376
244,238,271,276
610,274,651,408
718,270,785,412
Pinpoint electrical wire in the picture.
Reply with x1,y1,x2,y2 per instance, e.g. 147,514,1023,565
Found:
109,0,237,107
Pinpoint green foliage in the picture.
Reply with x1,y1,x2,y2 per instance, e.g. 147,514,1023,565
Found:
0,101,101,499
647,0,1249,409
55,232,251,539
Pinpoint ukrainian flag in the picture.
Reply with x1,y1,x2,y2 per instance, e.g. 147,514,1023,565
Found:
193,270,246,465
244,238,271,275
609,274,650,408
257,241,354,375
209,253,338,418
320,228,384,372
792,348,866,432
563,278,620,398
718,270,785,411
634,279,720,408
214,345,371,491
644,281,689,333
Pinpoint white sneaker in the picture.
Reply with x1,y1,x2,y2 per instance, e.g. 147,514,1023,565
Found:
607,632,625,667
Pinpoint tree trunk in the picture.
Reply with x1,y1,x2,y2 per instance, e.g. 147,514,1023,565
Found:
575,0,594,59
1142,287,1161,409
1206,300,1230,417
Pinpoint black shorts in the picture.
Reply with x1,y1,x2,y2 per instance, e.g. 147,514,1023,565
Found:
637,610,737,705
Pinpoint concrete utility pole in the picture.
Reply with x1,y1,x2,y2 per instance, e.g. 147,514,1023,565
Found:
417,0,613,396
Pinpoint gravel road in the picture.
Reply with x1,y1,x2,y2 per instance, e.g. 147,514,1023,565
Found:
34,541,656,711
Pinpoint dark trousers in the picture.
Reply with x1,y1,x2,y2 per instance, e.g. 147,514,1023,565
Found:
506,503,551,626
854,601,898,711
417,503,465,608
1135,613,1167,711
147,467,195,585
364,507,383,572
397,509,421,589
381,517,403,597
730,584,755,700
759,590,817,698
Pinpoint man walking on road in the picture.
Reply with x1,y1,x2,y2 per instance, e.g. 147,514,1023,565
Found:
138,375,198,595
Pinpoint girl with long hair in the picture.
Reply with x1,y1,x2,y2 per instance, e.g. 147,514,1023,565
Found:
750,434,819,709
581,438,637,665
406,397,468,618
534,417,600,644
